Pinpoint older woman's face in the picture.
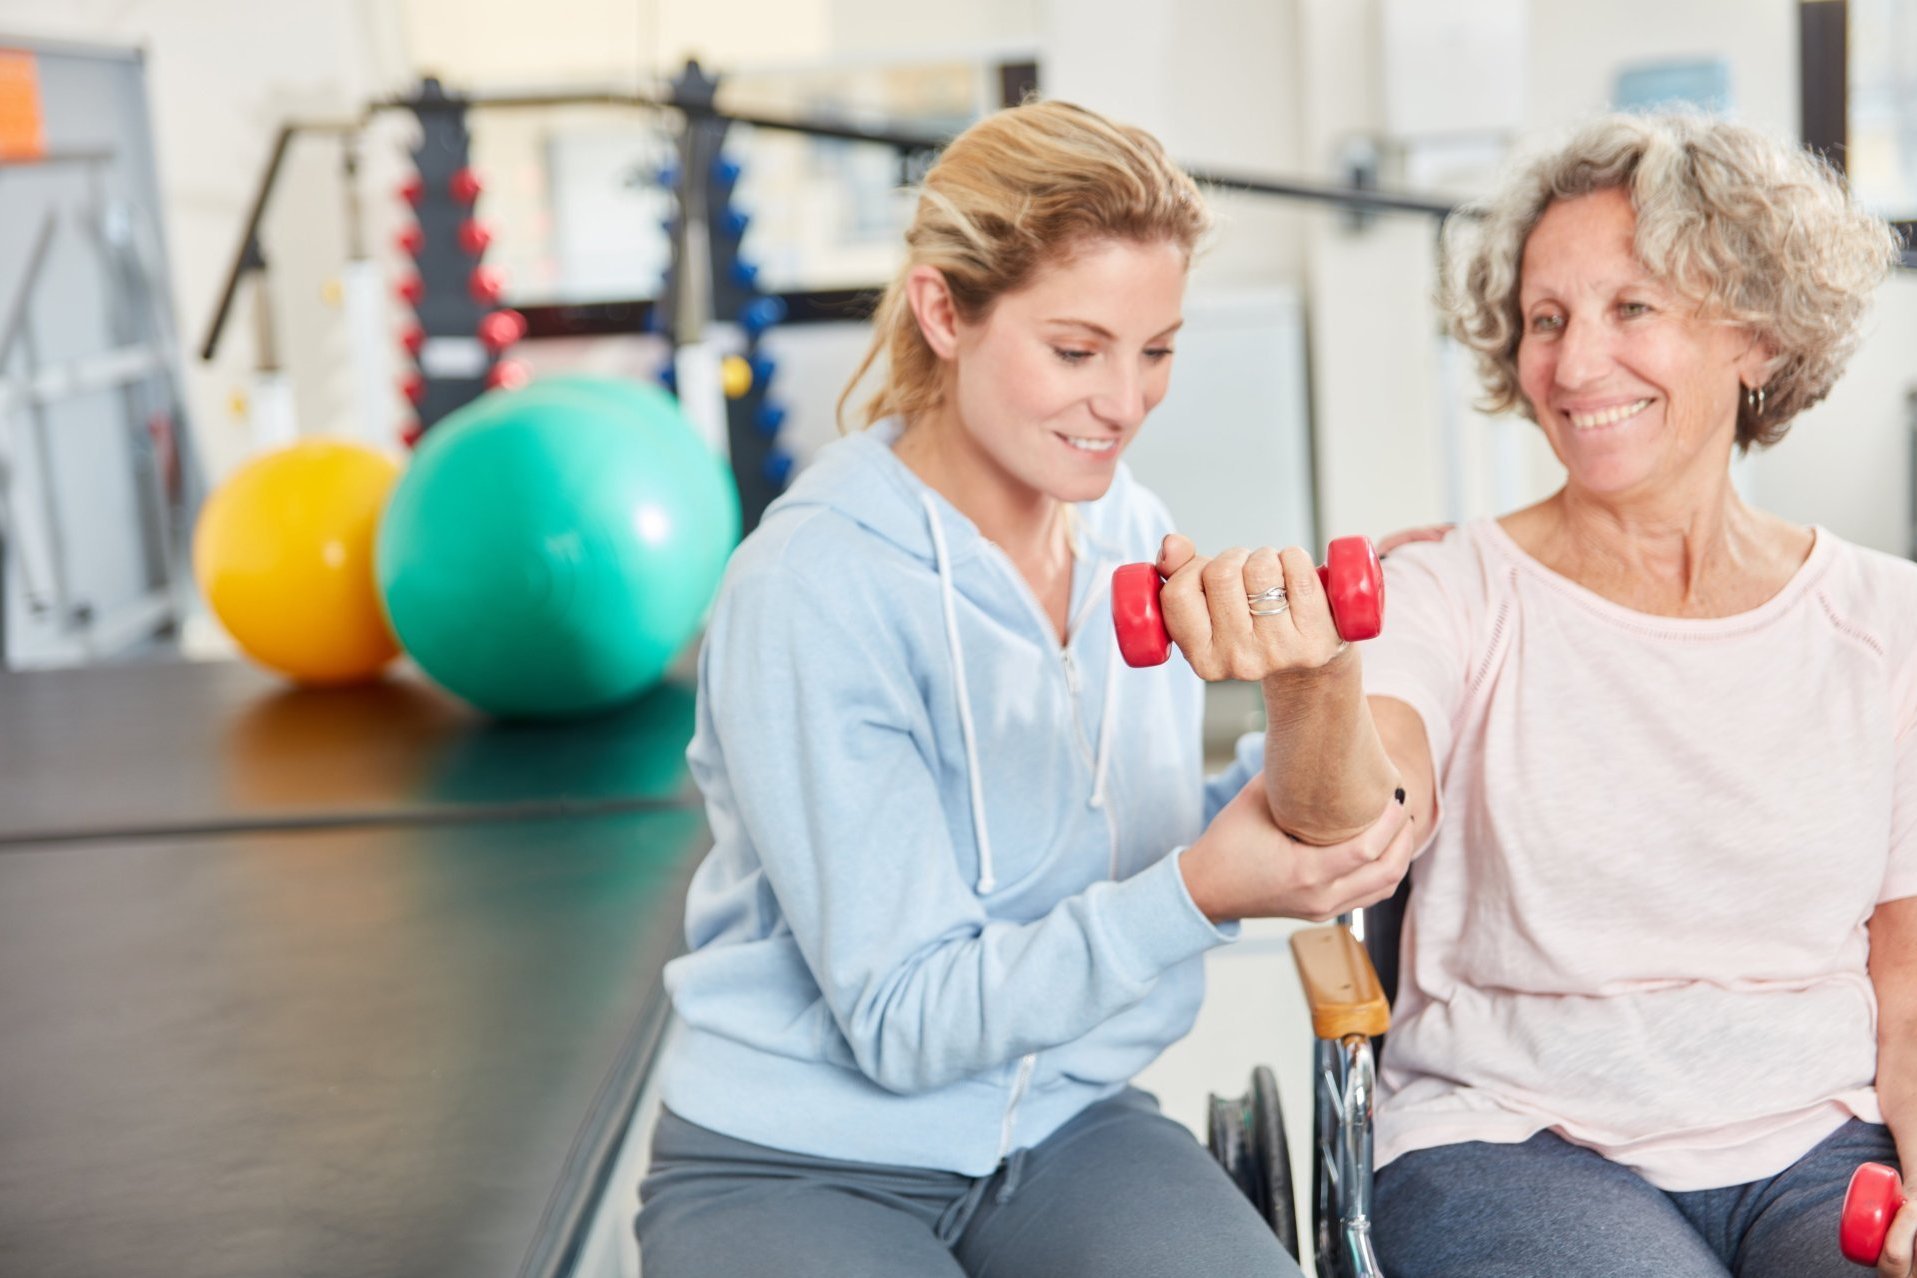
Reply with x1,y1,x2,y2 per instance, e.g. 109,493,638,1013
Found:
1516,187,1768,502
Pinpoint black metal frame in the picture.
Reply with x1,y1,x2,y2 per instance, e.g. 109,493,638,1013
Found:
198,80,1464,362
1800,0,1917,266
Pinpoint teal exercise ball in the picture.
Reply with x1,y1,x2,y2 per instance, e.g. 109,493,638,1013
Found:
376,376,741,718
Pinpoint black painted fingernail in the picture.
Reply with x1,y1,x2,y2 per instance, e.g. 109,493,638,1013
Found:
1394,787,1407,805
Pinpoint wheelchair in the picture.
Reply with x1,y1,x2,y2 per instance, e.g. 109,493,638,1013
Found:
1207,879,1407,1278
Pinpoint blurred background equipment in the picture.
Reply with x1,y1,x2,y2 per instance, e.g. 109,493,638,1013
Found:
0,37,200,669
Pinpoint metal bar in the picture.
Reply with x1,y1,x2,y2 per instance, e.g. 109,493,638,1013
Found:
0,213,59,372
19,323,75,648
376,84,954,156
376,88,655,114
1195,166,1459,219
198,124,291,362
0,346,169,411
0,149,115,172
197,118,361,362
680,101,946,155
1337,1035,1380,1277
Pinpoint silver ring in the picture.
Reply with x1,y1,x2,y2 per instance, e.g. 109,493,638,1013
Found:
1247,584,1290,617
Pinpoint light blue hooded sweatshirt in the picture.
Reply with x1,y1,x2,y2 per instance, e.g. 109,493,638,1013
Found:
657,420,1258,1175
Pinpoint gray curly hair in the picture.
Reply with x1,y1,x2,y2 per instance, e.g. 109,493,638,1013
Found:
1440,112,1902,449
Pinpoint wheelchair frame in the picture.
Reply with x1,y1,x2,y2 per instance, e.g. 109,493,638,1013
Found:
1208,885,1402,1278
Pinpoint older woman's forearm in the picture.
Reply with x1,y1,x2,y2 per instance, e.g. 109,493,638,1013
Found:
1878,1005,1917,1177
1260,647,1402,845
1870,900,1917,1181
1877,1055,1917,1211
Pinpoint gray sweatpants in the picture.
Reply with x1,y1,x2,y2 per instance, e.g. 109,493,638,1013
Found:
634,1088,1302,1277
1373,1117,1898,1277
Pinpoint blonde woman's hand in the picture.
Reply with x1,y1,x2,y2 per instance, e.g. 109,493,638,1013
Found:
1181,777,1413,924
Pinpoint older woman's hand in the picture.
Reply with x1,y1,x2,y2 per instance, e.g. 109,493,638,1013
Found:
1876,1186,1917,1277
1154,533,1348,683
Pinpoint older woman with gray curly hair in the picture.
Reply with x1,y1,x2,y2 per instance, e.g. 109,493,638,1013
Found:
1152,112,1911,1275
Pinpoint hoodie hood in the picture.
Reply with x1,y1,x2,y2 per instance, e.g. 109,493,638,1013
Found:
773,421,988,566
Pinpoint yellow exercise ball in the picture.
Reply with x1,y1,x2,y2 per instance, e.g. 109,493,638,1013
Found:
193,438,403,685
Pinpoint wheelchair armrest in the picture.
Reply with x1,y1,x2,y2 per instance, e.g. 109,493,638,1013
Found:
1289,923,1390,1040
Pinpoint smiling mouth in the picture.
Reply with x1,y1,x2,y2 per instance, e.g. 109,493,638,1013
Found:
1057,433,1118,454
1566,399,1653,431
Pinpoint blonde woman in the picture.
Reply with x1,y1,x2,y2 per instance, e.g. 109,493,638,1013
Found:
1154,112,1914,1276
634,101,1415,1277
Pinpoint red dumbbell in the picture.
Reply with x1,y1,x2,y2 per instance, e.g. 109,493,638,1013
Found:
1842,1162,1906,1265
1112,536,1384,668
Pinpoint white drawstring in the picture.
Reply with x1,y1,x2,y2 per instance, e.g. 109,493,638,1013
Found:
921,494,997,894
1066,558,1122,877
1090,642,1119,811
1093,645,1122,879
1075,563,1119,813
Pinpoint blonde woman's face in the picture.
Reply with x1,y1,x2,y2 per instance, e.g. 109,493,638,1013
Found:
948,236,1187,504
1515,187,1767,503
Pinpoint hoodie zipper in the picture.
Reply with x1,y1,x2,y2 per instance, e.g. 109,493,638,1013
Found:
1058,647,1099,772
936,528,1117,1148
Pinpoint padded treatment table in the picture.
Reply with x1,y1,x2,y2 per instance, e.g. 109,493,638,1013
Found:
0,659,710,1277
0,660,699,844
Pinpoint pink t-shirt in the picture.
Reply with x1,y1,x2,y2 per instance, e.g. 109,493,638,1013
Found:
1362,518,1917,1191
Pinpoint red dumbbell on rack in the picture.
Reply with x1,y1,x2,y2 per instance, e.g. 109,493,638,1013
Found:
1111,536,1386,668
1842,1162,1907,1266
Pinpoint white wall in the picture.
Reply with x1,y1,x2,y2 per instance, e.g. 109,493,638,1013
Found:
1532,0,1800,139
1749,274,1917,556
1045,0,1307,288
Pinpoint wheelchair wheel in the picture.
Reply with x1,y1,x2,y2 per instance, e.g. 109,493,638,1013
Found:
1249,1066,1299,1258
1208,1092,1254,1198
1205,1068,1301,1260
